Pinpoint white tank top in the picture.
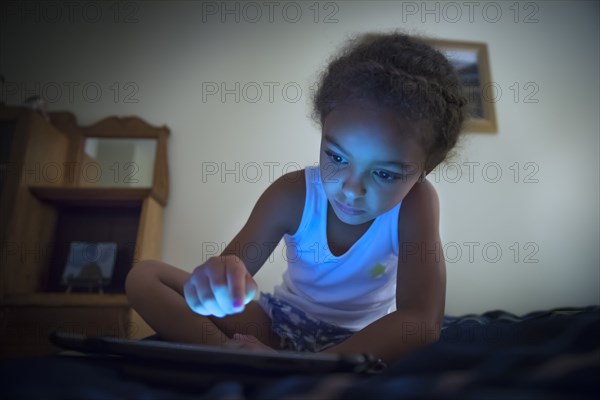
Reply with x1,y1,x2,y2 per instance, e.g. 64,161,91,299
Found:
273,165,401,331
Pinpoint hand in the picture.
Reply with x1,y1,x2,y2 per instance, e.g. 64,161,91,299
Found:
223,333,277,353
183,255,257,318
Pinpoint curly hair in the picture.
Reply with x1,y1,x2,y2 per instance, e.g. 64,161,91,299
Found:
311,31,469,176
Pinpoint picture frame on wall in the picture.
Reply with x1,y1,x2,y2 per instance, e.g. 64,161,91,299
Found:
61,242,118,294
423,38,498,133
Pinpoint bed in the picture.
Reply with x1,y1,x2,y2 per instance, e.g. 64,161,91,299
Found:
1,305,598,399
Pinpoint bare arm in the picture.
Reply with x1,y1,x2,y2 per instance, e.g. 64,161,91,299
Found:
181,171,304,318
322,180,446,364
219,171,305,276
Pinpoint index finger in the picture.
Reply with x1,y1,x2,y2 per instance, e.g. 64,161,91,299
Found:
225,260,247,311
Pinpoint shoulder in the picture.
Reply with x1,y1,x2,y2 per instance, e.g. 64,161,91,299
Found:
398,178,440,236
263,168,306,235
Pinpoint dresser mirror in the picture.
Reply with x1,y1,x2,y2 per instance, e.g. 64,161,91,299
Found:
82,137,157,188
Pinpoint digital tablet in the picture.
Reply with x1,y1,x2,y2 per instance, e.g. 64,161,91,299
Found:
49,330,386,375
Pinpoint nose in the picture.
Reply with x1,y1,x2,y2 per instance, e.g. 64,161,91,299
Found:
341,171,366,200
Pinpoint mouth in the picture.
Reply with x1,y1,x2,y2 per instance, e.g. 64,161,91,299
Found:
334,200,366,215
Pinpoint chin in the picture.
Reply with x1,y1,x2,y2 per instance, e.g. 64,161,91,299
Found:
331,205,372,225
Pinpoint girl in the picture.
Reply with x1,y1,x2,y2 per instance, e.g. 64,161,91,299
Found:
125,31,468,365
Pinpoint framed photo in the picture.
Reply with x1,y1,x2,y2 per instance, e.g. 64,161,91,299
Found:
61,242,118,293
423,39,498,133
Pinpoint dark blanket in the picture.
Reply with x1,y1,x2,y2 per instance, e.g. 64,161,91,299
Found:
1,306,598,399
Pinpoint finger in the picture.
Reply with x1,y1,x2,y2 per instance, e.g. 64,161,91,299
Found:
197,269,226,318
223,338,244,349
206,267,234,315
226,263,248,312
190,269,214,312
243,275,258,305
222,341,237,349
201,297,227,318
206,281,232,316
190,272,226,317
233,333,250,343
192,302,211,316
183,280,197,305
183,281,205,314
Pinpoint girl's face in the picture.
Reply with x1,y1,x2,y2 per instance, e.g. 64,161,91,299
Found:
319,103,428,225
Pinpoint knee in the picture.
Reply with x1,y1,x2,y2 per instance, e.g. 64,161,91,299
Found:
125,259,162,297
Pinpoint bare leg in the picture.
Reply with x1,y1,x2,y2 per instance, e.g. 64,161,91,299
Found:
125,260,282,349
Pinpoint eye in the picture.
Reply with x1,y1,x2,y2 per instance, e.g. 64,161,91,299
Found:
324,150,347,164
374,170,402,183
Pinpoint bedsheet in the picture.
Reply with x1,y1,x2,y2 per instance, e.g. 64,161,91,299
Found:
1,306,598,399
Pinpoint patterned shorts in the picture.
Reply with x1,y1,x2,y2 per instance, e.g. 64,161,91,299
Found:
257,292,355,353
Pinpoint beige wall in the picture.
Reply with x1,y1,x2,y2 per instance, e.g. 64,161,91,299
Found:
2,0,598,315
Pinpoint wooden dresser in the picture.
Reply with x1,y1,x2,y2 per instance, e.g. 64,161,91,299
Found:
0,104,169,358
